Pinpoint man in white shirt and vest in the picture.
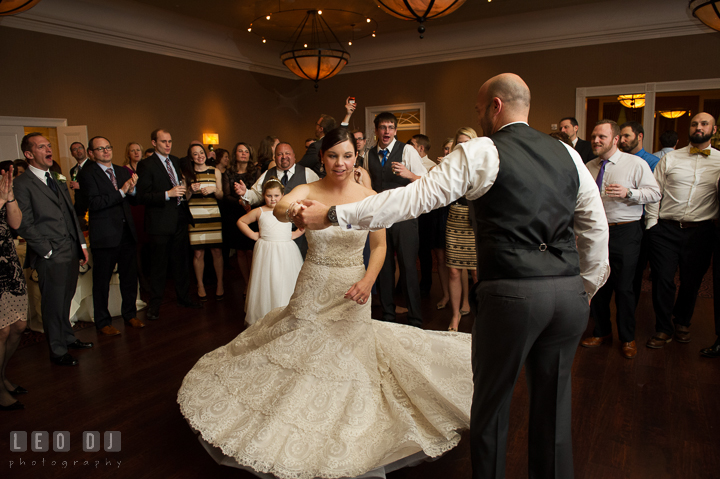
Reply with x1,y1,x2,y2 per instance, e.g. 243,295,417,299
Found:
581,120,660,359
645,112,720,349
294,73,609,479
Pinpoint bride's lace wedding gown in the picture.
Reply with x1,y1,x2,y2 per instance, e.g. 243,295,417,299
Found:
178,227,473,479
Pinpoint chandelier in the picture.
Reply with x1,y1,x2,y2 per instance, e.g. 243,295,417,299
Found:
690,0,720,31
375,0,467,38
618,94,646,109
0,0,41,15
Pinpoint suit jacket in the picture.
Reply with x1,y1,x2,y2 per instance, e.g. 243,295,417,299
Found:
136,153,193,236
575,138,594,164
299,139,325,178
70,159,91,218
78,161,138,249
14,169,86,269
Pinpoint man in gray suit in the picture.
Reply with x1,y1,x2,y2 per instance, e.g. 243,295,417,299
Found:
15,133,92,366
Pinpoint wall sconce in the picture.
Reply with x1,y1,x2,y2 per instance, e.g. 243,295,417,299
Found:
203,133,219,151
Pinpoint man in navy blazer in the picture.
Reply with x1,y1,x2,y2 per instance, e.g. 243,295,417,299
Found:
15,133,92,366
79,136,145,335
136,129,201,320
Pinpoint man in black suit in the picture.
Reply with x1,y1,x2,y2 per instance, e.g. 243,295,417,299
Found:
79,136,145,336
15,133,92,366
68,141,92,230
299,114,336,178
136,129,202,320
559,117,594,163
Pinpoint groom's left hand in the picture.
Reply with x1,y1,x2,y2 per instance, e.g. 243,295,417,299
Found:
295,200,331,230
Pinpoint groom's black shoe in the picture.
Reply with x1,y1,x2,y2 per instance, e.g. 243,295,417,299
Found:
700,338,720,358
50,353,79,366
67,339,93,350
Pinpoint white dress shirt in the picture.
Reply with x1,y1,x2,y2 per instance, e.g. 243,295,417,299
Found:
645,145,720,229
585,149,661,223
156,153,180,201
337,124,610,298
362,139,428,177
420,155,436,173
244,164,321,206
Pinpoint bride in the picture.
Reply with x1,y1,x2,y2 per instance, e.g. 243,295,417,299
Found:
177,128,473,479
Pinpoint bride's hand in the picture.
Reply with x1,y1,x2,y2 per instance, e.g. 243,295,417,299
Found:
345,278,372,305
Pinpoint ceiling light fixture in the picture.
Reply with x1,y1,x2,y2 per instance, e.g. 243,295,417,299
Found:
690,0,720,31
280,10,350,90
618,94,646,109
659,110,688,119
0,0,42,16
374,0,467,38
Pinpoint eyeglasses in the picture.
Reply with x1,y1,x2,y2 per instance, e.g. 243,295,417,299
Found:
355,137,366,141
378,126,396,132
91,146,113,152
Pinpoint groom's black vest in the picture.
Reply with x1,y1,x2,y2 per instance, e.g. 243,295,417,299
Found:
472,123,580,280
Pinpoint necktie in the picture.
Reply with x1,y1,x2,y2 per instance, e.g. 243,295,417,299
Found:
690,147,711,156
281,170,289,187
380,149,388,167
165,158,180,205
45,172,58,195
595,159,608,191
106,168,118,190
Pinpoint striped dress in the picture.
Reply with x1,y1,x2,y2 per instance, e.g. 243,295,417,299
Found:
188,167,222,248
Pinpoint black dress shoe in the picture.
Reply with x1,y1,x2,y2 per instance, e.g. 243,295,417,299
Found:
9,386,28,395
700,339,720,358
50,353,78,366
146,309,160,320
178,299,203,309
0,401,25,411
67,339,93,349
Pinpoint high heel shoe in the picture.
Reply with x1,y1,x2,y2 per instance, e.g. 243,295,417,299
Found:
448,327,458,332
216,293,225,301
437,301,448,310
9,386,28,395
460,309,470,316
198,288,208,302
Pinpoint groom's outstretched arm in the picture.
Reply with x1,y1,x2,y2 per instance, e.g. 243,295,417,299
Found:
297,137,499,230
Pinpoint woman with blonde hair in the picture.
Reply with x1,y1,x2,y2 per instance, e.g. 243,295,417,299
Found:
445,127,479,331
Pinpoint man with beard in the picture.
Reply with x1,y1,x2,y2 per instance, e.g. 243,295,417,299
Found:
581,120,660,359
234,142,319,257
559,117,594,163
619,121,659,171
645,112,720,349
293,73,609,478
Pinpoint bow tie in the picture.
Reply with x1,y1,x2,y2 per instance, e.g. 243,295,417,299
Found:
690,147,711,156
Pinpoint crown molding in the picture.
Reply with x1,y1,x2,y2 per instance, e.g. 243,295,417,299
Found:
0,0,712,78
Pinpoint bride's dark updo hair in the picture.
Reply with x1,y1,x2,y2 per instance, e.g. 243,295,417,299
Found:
320,128,357,155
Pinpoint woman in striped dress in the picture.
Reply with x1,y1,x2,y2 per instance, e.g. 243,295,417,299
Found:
446,128,479,332
184,144,224,301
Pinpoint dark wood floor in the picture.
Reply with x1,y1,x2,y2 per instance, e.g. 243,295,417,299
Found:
2,267,719,479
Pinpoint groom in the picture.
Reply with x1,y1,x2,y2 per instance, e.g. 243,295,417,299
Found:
295,73,609,478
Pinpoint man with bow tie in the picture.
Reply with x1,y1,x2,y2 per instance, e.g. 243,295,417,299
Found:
645,112,720,349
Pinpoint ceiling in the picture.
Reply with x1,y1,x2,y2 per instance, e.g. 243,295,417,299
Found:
131,0,608,39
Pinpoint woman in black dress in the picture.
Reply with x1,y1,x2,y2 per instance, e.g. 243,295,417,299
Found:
0,165,27,411
222,142,260,292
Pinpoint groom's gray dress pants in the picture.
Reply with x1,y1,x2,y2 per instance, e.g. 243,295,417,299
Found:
470,275,589,479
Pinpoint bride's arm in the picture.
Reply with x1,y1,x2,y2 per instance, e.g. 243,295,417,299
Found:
344,227,386,304
274,184,310,223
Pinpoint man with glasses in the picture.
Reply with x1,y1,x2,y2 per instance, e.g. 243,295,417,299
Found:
353,130,369,165
15,133,92,366
79,136,144,336
364,112,427,328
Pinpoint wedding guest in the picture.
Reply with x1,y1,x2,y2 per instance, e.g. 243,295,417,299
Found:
183,144,224,300
15,133,91,366
257,136,279,173
136,129,202,321
0,165,27,410
237,178,303,325
124,142,151,291
446,127,478,331
13,160,27,177
222,142,260,291
214,148,229,175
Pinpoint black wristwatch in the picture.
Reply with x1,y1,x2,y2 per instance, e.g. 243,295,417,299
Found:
626,189,633,199
327,206,339,226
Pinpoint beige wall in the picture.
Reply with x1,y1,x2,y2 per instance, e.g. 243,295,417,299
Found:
2,26,720,160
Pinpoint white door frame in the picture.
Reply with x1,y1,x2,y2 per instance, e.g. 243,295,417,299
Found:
0,116,68,127
575,78,720,150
